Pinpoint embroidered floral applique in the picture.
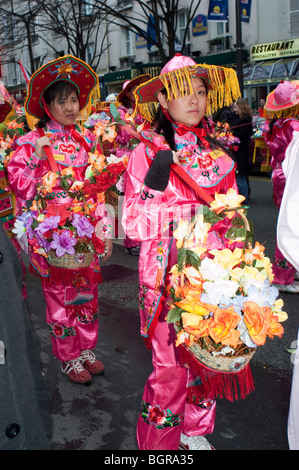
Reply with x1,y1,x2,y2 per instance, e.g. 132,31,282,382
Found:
48,322,76,338
140,401,184,429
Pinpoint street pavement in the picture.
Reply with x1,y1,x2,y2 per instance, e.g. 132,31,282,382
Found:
25,175,297,451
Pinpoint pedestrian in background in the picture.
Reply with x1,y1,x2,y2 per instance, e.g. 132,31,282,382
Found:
122,54,241,450
7,56,112,384
263,80,299,294
231,98,253,201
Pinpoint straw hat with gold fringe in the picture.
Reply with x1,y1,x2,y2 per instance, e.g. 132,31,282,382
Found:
25,55,100,129
264,80,299,119
133,54,241,122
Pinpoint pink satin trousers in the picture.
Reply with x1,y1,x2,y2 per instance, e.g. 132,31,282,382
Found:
136,306,216,450
41,278,99,362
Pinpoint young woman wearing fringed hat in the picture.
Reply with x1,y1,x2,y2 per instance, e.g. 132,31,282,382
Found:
121,54,241,450
263,80,299,294
7,55,113,384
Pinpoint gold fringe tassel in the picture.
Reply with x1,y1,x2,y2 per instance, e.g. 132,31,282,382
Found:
265,102,299,119
134,63,241,122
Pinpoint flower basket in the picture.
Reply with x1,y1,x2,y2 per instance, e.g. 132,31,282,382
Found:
174,323,255,373
167,189,288,401
47,239,94,268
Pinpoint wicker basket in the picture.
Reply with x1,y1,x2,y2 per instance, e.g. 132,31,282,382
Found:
47,240,94,269
174,323,255,373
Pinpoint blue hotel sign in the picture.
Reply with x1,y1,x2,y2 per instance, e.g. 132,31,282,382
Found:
192,14,208,36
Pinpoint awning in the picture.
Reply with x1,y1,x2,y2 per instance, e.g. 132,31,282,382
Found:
243,57,299,86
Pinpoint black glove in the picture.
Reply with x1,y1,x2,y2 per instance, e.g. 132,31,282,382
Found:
144,150,174,191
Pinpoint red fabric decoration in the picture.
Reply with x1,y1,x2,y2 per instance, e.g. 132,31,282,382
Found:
178,344,255,402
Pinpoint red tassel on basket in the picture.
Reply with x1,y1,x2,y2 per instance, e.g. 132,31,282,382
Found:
178,344,255,402
45,265,102,286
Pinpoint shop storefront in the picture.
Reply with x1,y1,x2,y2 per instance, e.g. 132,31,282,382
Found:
243,38,299,111
102,64,162,99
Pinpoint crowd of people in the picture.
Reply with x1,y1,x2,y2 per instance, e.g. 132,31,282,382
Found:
0,53,298,451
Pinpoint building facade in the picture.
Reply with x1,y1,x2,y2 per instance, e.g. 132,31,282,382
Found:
1,0,298,111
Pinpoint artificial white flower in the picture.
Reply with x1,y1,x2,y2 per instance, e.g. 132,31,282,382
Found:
203,278,239,305
200,257,228,281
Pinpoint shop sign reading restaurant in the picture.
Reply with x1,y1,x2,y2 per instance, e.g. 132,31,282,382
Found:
250,38,299,61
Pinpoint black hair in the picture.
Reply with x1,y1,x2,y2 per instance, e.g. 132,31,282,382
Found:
37,80,79,128
152,85,234,159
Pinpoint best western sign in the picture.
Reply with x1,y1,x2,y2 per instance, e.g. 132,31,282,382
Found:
250,38,299,61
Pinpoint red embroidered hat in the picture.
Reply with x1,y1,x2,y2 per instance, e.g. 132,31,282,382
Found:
133,54,241,122
25,55,100,126
116,74,151,105
264,80,299,118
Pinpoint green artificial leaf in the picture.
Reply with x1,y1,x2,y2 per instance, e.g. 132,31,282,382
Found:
167,306,183,324
177,247,187,271
60,178,71,190
186,249,200,270
109,103,120,121
225,226,247,241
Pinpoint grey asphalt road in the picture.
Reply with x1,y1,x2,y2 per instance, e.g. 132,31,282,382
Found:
25,175,296,451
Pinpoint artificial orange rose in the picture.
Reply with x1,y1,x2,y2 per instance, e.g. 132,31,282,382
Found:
262,306,284,339
175,297,208,316
209,306,241,348
184,317,214,339
243,301,269,346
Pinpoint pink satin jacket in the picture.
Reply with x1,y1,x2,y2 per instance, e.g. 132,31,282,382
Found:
122,127,237,346
7,119,102,277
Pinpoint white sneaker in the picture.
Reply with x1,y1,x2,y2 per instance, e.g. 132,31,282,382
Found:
273,283,299,294
294,272,299,281
179,434,215,450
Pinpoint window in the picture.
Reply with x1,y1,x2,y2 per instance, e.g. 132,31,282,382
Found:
4,14,17,43
86,44,94,65
125,29,134,56
7,59,21,86
290,0,299,37
177,11,190,55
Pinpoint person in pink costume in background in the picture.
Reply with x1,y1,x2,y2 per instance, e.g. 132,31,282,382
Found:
263,80,299,294
7,56,113,384
116,75,151,255
122,55,241,450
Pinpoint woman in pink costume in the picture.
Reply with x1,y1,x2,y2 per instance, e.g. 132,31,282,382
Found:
7,56,112,384
263,80,299,293
122,55,241,450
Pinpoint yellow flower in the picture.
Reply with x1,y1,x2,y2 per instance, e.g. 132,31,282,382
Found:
255,257,274,283
193,214,211,245
182,265,203,288
272,298,288,322
210,247,243,271
210,188,245,218
230,266,268,294
175,297,208,316
173,219,192,249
